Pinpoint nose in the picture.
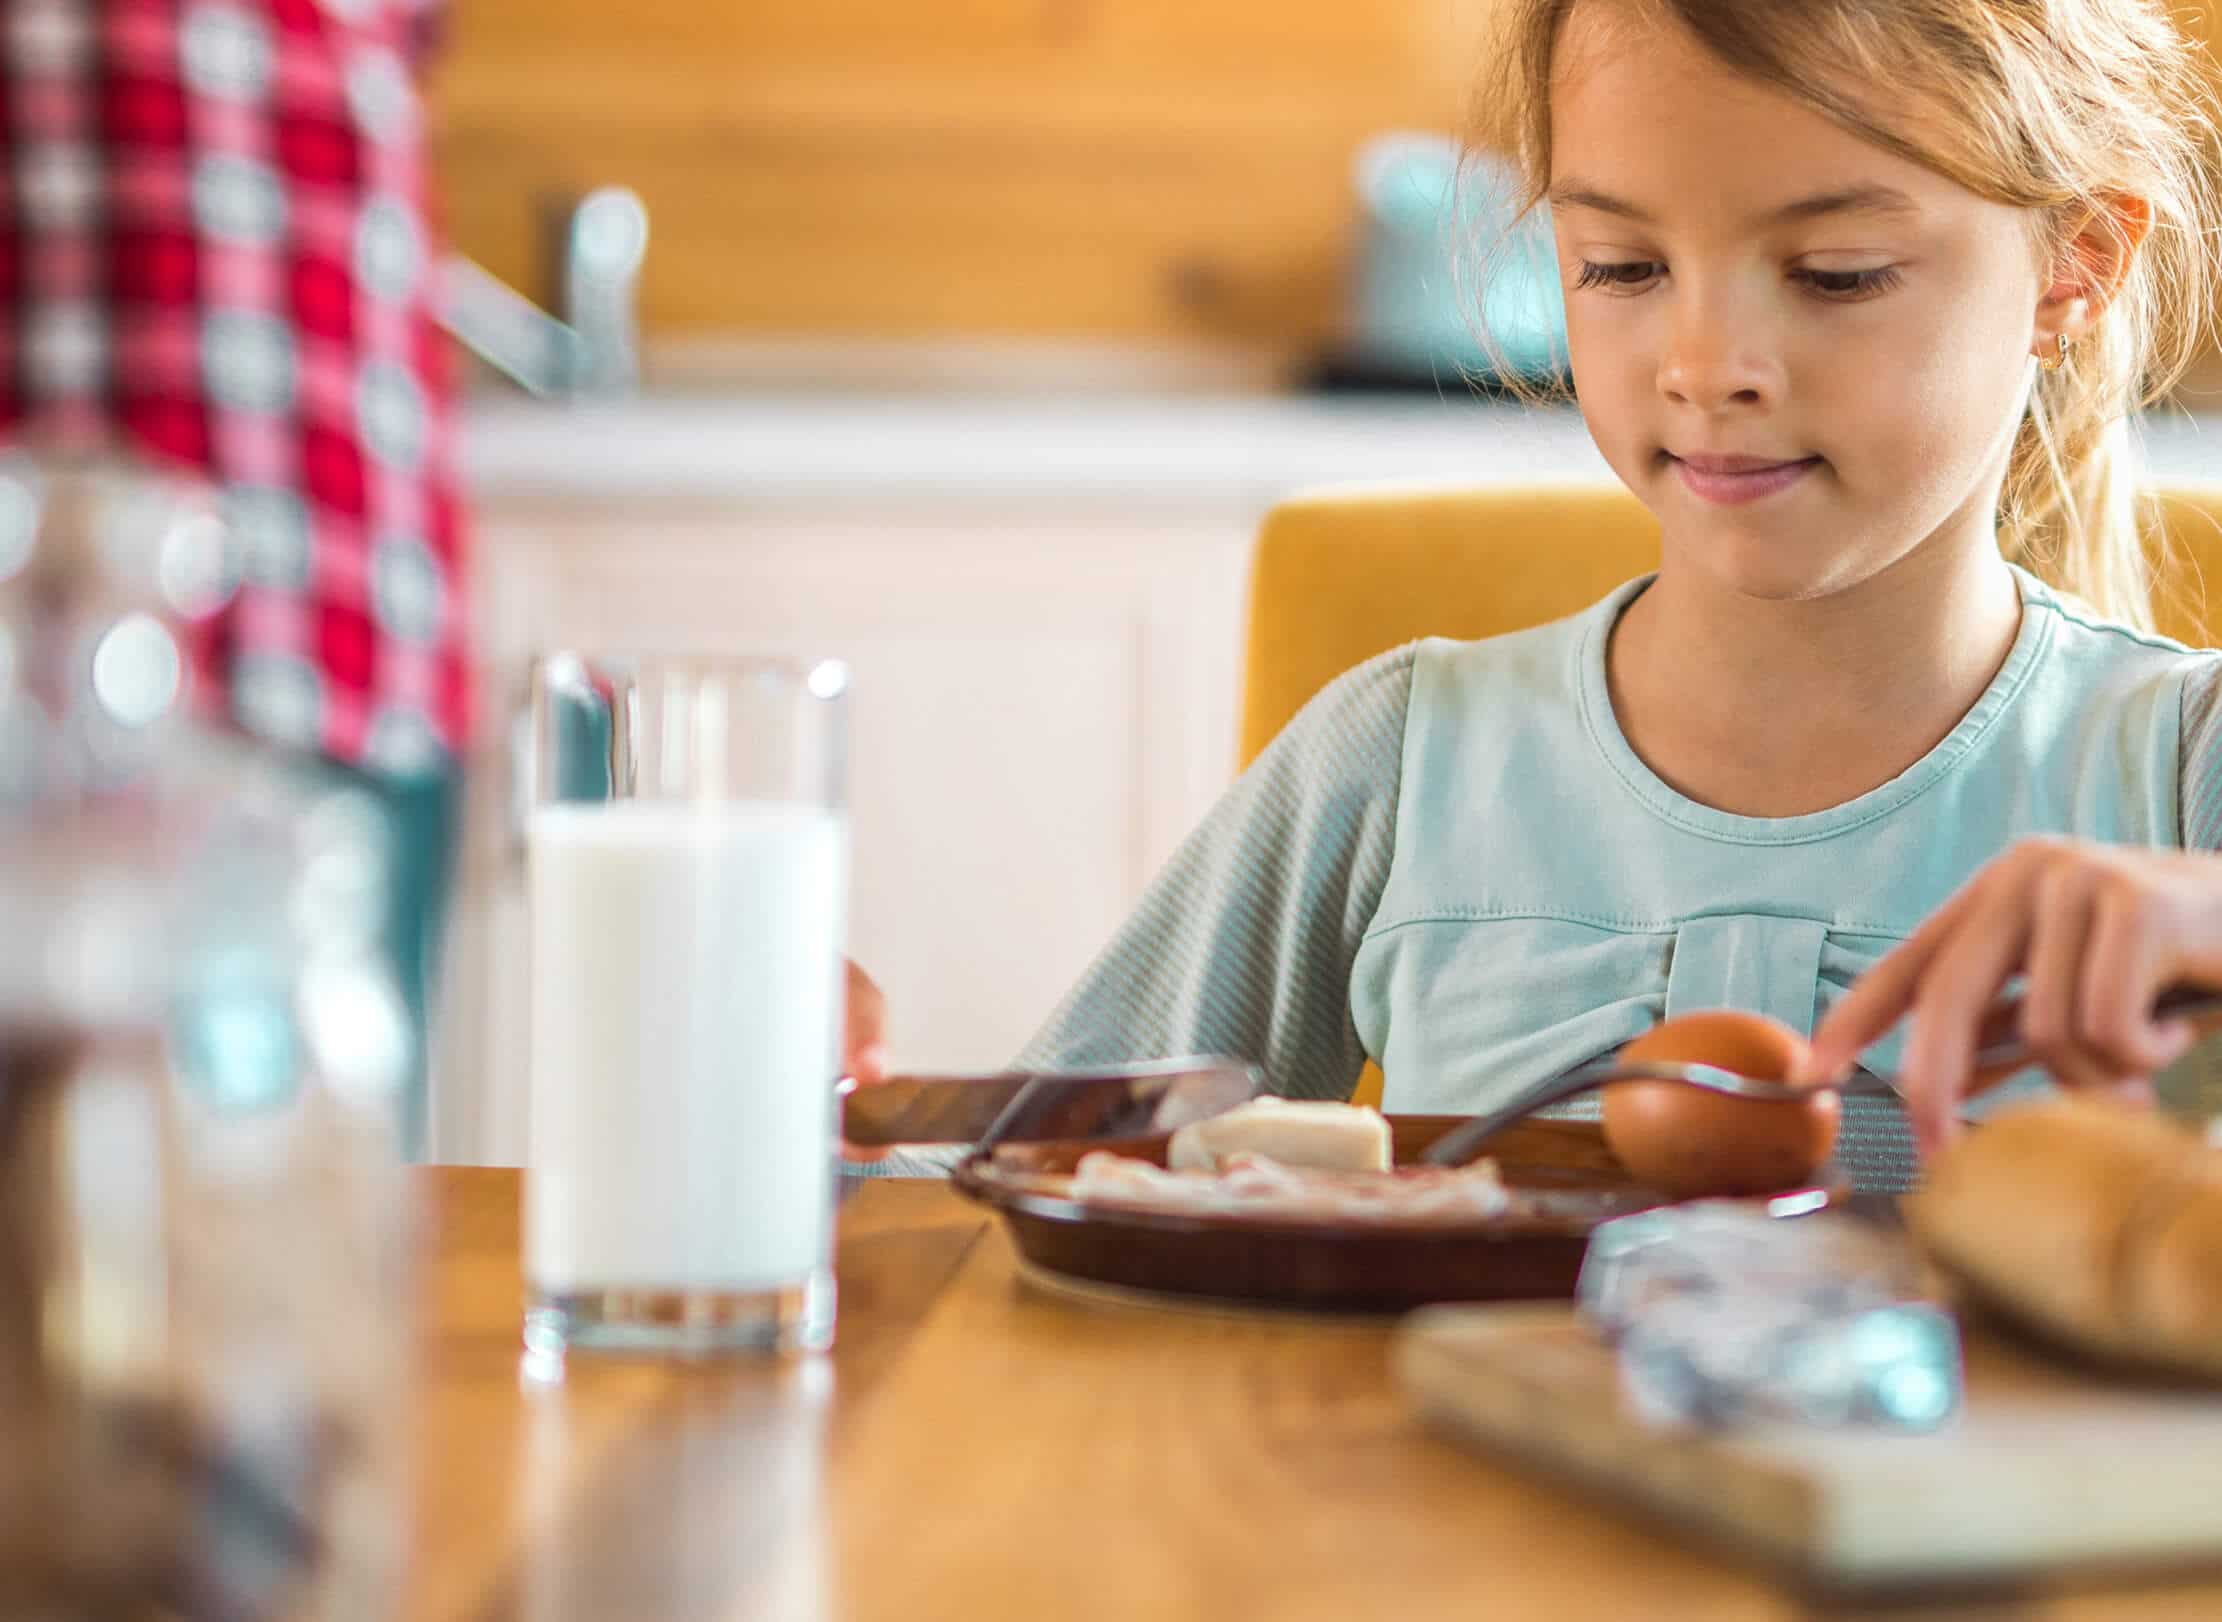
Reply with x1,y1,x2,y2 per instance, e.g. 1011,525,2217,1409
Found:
1658,295,1779,412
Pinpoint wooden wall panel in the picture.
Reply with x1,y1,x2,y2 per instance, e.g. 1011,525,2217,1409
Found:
2164,1,2222,406
427,0,1477,347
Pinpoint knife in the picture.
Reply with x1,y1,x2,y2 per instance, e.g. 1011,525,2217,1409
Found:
838,1057,1263,1158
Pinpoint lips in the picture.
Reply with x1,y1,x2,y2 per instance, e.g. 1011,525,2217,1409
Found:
1668,451,1821,506
1675,452,1812,475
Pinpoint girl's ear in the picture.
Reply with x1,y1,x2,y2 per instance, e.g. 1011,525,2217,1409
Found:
2033,194,2153,357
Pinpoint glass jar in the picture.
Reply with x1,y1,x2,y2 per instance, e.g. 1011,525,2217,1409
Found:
0,453,416,1618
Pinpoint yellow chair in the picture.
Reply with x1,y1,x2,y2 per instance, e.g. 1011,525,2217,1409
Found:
1238,480,2222,1107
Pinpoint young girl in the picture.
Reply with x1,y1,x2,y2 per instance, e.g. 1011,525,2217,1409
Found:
857,0,2222,1191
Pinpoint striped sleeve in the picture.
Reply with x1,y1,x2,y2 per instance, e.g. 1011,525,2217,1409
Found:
1011,643,1417,1102
2181,657,2222,850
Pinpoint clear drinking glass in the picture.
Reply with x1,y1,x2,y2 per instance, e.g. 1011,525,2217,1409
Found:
0,452,414,1617
522,651,851,1359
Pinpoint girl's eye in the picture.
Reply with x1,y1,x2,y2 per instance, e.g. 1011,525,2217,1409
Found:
1573,259,1661,292
1570,261,1905,300
1795,266,1903,300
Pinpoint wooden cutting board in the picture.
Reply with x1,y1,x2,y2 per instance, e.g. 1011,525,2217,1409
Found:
1395,1302,2222,1595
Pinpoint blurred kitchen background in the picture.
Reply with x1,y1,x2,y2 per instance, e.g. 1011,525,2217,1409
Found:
424,0,2222,1165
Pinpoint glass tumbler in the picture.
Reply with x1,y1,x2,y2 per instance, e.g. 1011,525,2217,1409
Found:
522,652,851,1358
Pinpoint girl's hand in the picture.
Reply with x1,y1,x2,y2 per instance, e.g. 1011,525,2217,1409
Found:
1798,837,2222,1154
844,959,891,1084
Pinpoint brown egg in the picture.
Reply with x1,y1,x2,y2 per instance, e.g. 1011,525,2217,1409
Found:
1601,1010,1841,1200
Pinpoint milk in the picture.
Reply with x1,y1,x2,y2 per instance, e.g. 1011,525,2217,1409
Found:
525,800,848,1293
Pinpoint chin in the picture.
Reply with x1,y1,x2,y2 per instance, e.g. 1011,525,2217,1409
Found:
1661,515,1864,605
1639,460,1876,604
1695,548,1835,603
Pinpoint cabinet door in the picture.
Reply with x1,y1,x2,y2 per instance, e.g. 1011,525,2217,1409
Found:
431,506,1251,1164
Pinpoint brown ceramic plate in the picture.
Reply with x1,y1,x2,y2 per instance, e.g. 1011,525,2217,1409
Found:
953,1114,1845,1316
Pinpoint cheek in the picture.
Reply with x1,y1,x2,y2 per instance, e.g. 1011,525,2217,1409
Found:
1562,301,1655,451
1561,283,1644,372
1828,292,2029,506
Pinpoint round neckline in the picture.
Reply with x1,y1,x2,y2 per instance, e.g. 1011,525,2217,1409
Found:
1576,564,2056,847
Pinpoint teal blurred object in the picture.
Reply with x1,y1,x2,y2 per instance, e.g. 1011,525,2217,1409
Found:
1348,132,1568,388
352,761,462,1163
175,745,460,1163
543,655,617,803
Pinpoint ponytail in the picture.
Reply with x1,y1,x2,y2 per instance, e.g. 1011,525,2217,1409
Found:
2003,321,2149,629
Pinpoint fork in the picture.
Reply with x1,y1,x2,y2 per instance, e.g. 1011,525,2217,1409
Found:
1419,980,2222,1168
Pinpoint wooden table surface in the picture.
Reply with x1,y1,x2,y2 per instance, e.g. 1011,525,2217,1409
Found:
405,1168,2222,1622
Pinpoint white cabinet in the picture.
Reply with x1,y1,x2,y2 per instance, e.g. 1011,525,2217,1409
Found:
430,499,1253,1165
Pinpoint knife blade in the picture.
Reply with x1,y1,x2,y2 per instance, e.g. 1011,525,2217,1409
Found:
838,1057,1262,1157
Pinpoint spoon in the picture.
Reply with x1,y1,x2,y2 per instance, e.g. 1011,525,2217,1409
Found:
1420,980,2222,1168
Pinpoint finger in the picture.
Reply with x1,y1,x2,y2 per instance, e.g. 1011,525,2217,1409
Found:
2076,881,2187,1075
2018,860,2095,1076
2040,1043,2133,1096
1902,886,2034,1157
2099,1076,2159,1112
2029,1018,2193,1097
1802,878,1989,1081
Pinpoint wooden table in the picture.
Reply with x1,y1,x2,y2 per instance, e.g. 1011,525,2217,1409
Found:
406,1169,2222,1621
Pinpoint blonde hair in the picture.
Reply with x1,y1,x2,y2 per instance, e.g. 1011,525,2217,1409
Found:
1470,0,2222,632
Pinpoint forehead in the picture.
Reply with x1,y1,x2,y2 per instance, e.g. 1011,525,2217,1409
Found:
1546,1,1974,225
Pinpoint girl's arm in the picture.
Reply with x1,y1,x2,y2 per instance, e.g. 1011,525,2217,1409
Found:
1013,645,1417,1103
1804,658,2222,1151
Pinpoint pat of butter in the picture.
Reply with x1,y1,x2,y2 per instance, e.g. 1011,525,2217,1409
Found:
1167,1097,1393,1173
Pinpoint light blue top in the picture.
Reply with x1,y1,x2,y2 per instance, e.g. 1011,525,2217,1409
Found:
1016,565,2222,1192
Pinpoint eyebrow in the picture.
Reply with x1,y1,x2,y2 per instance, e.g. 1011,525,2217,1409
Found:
1544,181,1924,226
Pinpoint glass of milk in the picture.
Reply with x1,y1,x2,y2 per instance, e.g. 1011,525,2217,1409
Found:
521,651,850,1359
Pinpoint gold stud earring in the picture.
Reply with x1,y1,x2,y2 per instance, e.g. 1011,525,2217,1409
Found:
2038,333,2071,372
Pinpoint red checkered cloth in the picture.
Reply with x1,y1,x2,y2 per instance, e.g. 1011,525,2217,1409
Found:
0,0,468,773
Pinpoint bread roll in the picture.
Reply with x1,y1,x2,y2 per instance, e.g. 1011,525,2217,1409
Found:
2118,1149,2222,1380
1908,1097,2222,1381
